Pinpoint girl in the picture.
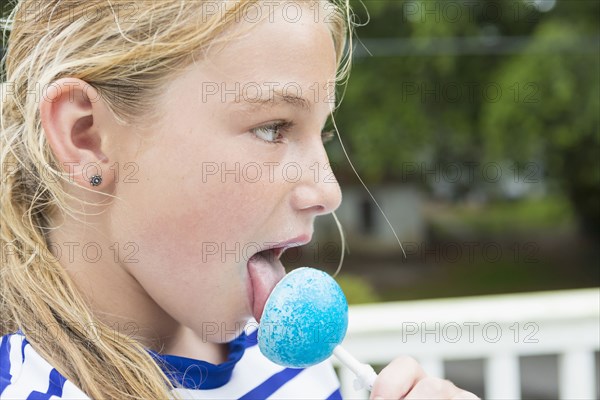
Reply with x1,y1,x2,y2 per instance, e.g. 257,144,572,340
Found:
0,0,478,398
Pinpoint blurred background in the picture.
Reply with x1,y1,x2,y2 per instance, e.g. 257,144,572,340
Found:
302,0,600,304
1,0,598,399
283,1,600,398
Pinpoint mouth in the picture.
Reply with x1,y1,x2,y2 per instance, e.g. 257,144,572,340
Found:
247,235,310,323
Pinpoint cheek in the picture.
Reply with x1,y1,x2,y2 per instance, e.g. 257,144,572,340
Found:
119,132,256,242
107,122,285,327
108,175,256,328
114,169,259,264
106,152,274,320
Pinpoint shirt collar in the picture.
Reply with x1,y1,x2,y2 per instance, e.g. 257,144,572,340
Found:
147,331,248,390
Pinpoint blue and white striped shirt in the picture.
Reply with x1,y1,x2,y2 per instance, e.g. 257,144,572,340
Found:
0,327,342,399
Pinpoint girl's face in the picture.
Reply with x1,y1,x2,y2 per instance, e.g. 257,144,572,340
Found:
107,4,342,344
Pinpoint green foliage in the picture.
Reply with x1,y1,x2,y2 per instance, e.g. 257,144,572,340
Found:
335,274,381,304
429,196,575,236
481,16,599,231
334,0,599,232
483,21,599,158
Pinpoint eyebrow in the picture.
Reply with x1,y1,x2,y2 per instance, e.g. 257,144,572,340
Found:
266,90,312,111
229,88,336,113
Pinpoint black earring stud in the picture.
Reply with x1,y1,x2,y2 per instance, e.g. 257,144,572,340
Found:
90,175,102,187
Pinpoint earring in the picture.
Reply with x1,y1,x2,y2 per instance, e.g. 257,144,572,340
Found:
90,175,102,187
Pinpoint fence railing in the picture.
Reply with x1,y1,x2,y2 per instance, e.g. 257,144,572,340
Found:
332,288,599,400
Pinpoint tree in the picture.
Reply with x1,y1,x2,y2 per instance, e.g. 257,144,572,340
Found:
482,17,599,233
330,0,599,232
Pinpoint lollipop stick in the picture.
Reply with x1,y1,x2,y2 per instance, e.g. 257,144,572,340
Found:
333,345,378,391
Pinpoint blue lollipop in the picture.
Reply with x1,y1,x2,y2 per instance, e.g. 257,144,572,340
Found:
258,267,378,390
258,267,347,366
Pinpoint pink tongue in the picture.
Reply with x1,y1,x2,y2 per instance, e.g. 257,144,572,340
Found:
248,253,286,323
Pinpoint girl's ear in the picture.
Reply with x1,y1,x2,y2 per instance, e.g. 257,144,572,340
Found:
39,77,113,188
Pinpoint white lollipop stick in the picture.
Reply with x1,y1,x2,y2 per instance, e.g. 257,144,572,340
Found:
333,345,378,391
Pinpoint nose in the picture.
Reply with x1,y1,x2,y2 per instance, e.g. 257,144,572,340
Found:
289,138,342,216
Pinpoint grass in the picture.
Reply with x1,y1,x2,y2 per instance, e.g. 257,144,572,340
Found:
428,196,576,236
290,196,595,304
379,259,581,302
335,274,382,304
342,196,597,303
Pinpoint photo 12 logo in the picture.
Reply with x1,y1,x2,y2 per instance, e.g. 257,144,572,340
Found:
200,161,338,184
401,321,540,344
199,1,341,24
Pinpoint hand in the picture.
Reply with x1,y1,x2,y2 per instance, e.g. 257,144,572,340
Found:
369,356,480,400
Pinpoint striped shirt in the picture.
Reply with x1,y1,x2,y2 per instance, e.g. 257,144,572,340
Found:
0,327,342,399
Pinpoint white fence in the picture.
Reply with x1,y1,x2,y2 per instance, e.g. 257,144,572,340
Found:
332,288,600,399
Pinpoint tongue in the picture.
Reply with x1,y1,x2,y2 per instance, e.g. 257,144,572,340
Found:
248,252,286,323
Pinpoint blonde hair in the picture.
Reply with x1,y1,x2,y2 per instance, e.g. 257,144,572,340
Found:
0,0,353,398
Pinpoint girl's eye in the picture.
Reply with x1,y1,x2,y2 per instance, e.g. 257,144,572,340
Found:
250,121,336,145
251,121,294,144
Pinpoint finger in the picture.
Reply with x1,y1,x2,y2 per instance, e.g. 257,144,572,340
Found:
404,377,480,400
452,390,480,400
404,377,456,400
370,356,426,400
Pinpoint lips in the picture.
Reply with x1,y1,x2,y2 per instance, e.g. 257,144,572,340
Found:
247,235,310,322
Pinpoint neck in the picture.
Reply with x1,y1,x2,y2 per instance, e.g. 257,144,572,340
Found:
46,215,229,365
159,326,230,364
